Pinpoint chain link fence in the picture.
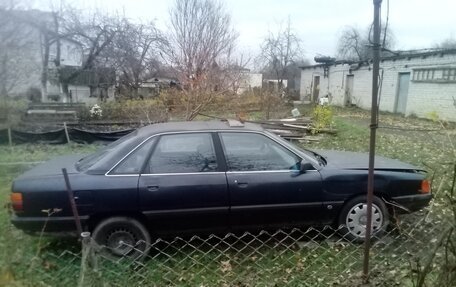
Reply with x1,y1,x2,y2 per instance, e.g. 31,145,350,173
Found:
5,212,452,287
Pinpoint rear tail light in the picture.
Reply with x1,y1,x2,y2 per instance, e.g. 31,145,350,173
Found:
420,180,431,194
10,193,23,212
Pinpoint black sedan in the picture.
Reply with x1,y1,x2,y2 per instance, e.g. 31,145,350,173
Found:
10,120,432,257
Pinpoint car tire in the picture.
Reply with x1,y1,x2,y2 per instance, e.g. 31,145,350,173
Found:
338,195,389,243
92,216,151,260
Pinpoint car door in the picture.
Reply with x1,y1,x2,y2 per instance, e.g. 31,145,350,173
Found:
103,138,158,215
219,132,324,230
137,132,229,235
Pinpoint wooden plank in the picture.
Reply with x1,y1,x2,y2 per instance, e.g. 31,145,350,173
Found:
282,123,311,130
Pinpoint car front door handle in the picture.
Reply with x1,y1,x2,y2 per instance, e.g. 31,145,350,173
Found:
147,185,159,192
234,180,248,188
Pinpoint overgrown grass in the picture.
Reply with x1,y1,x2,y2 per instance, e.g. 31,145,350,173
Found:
0,108,454,286
0,144,98,286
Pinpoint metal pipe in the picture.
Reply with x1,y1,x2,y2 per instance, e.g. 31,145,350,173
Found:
7,127,12,147
363,0,382,283
62,168,83,237
63,122,71,144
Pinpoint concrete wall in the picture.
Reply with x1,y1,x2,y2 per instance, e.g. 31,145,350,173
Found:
238,72,263,94
300,52,456,121
249,73,263,88
66,85,115,105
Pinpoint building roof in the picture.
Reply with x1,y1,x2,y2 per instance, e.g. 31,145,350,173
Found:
380,48,456,61
300,48,456,70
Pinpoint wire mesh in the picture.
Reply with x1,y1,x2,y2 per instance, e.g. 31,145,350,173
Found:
7,213,451,287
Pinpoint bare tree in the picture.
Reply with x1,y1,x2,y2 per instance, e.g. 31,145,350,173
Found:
164,0,239,120
337,26,365,61
435,37,456,49
258,17,305,89
51,7,122,101
337,24,395,61
61,8,120,73
111,20,166,98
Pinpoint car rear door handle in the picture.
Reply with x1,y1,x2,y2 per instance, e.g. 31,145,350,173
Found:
234,180,248,188
147,185,159,192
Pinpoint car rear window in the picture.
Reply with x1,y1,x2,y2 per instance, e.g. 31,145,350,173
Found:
76,130,139,171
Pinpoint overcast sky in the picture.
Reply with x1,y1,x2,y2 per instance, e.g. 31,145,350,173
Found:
35,0,456,63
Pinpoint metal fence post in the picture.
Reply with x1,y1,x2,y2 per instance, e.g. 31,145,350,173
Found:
78,231,92,287
7,127,12,147
63,122,71,144
62,168,83,236
363,0,382,283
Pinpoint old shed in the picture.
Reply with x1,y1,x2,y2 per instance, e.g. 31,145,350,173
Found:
300,49,456,122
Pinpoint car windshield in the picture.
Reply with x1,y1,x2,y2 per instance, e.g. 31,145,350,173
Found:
76,130,138,171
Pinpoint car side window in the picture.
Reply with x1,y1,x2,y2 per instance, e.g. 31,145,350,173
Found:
147,133,217,174
220,132,301,171
111,138,156,175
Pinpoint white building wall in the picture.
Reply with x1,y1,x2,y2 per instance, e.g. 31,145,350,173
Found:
408,80,456,121
49,39,83,67
266,79,288,90
249,73,263,88
237,72,263,94
300,52,456,121
68,85,91,103
350,66,372,109
327,65,351,106
3,18,43,96
300,67,319,101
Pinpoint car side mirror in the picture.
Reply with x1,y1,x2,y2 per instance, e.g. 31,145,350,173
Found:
300,161,314,173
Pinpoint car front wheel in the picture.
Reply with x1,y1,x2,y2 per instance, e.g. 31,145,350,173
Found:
338,195,389,242
92,216,151,260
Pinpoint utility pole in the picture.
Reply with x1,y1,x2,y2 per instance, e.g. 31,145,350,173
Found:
363,0,382,283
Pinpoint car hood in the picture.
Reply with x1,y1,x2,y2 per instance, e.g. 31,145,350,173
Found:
314,150,424,171
15,154,84,180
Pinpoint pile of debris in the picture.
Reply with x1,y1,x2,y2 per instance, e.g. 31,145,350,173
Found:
198,111,336,143
248,117,336,142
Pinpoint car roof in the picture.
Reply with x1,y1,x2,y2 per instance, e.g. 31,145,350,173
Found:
136,120,264,137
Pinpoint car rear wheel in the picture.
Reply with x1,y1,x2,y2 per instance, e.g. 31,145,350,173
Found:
92,216,151,260
338,195,389,242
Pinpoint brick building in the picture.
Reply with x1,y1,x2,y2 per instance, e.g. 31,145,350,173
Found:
300,49,456,122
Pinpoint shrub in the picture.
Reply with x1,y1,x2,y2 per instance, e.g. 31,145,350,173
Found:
26,87,41,103
102,98,168,123
312,105,333,133
0,97,29,126
210,88,289,120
